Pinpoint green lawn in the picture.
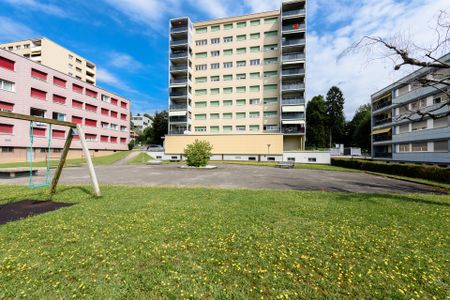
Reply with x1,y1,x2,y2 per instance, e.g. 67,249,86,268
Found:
0,151,131,169
0,186,449,299
127,152,154,165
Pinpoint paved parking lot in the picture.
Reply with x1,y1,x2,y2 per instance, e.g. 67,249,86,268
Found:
0,163,444,194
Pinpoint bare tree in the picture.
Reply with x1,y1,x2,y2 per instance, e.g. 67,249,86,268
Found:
346,10,450,121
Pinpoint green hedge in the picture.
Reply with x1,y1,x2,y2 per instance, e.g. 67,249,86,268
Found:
331,158,450,184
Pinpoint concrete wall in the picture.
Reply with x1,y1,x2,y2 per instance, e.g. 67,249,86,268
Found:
283,151,331,164
0,148,118,163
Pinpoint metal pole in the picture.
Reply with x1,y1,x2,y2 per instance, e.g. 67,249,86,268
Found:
77,125,101,197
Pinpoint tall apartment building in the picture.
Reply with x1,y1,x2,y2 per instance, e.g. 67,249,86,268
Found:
0,38,96,85
371,53,450,165
0,48,130,163
166,0,306,158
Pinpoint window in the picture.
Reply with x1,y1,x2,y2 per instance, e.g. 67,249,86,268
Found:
195,101,207,107
85,104,97,112
264,44,278,51
264,57,278,64
250,59,260,66
398,124,409,134
265,31,278,37
211,63,220,69
434,140,449,152
53,94,66,104
196,52,207,58
85,89,98,98
224,36,233,43
264,97,278,104
308,158,317,163
264,84,277,91
76,58,82,64
195,127,207,132
0,79,15,92
264,71,278,77
250,19,260,26
223,112,232,119
224,23,233,30
211,76,220,82
196,27,207,33
236,112,246,119
236,73,246,80
101,95,110,102
236,125,246,131
250,72,260,79
236,99,246,106
223,87,232,94
223,100,232,106
223,75,233,81
250,98,260,105
236,86,246,93
195,89,207,96
210,113,220,119
412,120,427,131
264,111,277,118
236,47,246,54
237,21,247,28
72,84,83,93
0,56,15,71
195,114,207,120
434,117,448,128
223,126,232,132
1,147,14,152
85,118,97,127
111,98,118,105
30,88,46,100
224,62,233,68
0,100,14,112
31,69,47,81
0,124,14,134
249,125,260,132
196,39,207,46
250,85,260,92
249,112,260,118
53,77,67,88
196,64,207,71
24,44,30,49
264,17,278,24
433,97,442,104
250,33,260,39
224,49,233,55
211,25,220,32
210,126,220,133
412,142,428,152
237,35,246,41
211,50,220,56
196,77,207,83
399,144,410,152
211,88,220,95
72,116,83,124
237,60,246,67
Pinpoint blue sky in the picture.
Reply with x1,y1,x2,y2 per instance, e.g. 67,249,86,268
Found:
0,0,448,118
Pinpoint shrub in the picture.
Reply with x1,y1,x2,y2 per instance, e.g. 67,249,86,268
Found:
331,158,450,184
183,140,213,167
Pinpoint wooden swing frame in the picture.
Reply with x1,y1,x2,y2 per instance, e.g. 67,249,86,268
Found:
0,111,101,197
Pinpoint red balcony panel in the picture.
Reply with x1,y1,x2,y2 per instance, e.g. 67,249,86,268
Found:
72,100,83,109
101,135,109,142
111,111,118,118
85,88,98,98
72,116,83,124
31,69,47,81
0,56,15,71
85,104,97,112
110,136,117,143
32,128,46,137
53,94,66,104
31,88,47,100
52,129,65,139
85,133,97,140
101,108,109,116
111,98,118,105
120,101,127,109
120,113,127,120
73,135,80,141
0,123,13,134
85,118,97,127
53,77,67,88
0,101,14,111
72,84,84,93
120,137,126,143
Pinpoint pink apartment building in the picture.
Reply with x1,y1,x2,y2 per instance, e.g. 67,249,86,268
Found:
0,49,130,163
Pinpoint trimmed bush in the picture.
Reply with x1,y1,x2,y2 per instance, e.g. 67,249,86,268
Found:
184,140,213,167
331,158,450,184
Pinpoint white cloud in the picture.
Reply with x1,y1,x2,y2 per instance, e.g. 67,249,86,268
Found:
109,52,143,71
3,0,70,18
244,0,283,13
306,0,450,118
96,68,136,93
0,17,35,42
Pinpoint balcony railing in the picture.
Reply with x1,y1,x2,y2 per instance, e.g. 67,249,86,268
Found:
170,92,188,97
169,130,186,134
170,52,188,58
170,104,188,111
282,83,305,90
374,117,392,126
372,100,392,111
170,78,188,85
264,128,280,133
282,24,306,31
282,52,305,61
282,113,304,120
170,65,188,71
282,126,305,134
170,39,188,46
282,98,305,105
170,117,187,123
283,9,305,16
282,38,305,46
171,26,188,33
373,134,392,142
282,68,305,76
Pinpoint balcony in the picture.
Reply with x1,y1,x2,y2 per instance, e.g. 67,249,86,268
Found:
373,133,392,142
372,100,392,112
282,9,305,17
282,52,305,61
373,152,392,159
282,24,306,32
170,65,188,72
171,26,188,33
170,78,188,85
170,117,187,124
282,68,305,76
170,91,188,98
170,104,188,111
374,117,392,126
282,125,305,134
264,127,280,133
170,52,188,59
282,38,305,46
282,83,305,91
282,113,304,120
169,129,187,135
282,98,305,105
170,39,188,46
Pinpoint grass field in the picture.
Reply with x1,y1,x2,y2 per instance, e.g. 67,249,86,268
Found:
127,152,154,165
0,186,449,299
0,151,131,169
